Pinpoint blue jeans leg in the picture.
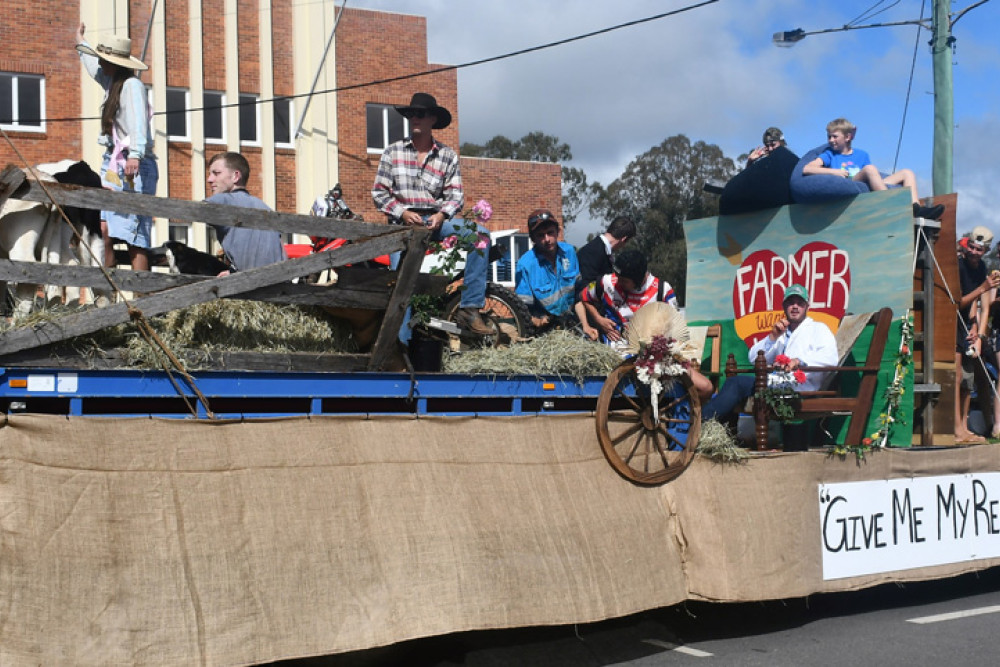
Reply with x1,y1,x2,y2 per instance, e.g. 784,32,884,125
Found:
702,375,756,421
436,217,488,309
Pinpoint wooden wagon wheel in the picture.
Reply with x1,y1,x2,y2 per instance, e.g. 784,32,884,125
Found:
595,361,701,485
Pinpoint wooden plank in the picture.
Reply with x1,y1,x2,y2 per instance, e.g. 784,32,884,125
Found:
0,165,27,211
0,347,370,372
4,164,396,240
367,229,430,371
0,260,394,309
0,230,411,358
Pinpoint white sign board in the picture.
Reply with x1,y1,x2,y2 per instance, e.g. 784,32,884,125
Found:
820,473,1000,580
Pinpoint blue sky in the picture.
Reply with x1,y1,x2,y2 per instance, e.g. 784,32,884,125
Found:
346,0,999,244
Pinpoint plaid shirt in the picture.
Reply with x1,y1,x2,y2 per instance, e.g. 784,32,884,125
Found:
371,138,464,221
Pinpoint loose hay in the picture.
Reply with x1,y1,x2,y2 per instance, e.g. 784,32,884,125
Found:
2,300,360,370
697,419,750,463
441,329,622,382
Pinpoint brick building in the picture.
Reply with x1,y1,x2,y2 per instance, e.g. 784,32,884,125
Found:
0,2,561,282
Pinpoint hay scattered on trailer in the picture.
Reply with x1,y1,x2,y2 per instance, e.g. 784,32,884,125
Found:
116,300,358,367
696,419,749,463
0,300,359,369
441,330,622,382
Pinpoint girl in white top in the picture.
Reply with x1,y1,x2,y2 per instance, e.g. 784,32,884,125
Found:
75,23,158,271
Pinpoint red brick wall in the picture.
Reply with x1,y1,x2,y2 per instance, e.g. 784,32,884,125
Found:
165,0,190,88
202,0,226,92
238,2,260,93
0,1,83,167
271,0,293,98
460,157,563,235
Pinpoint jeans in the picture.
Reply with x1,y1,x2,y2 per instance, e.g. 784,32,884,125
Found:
100,153,159,248
392,215,491,344
701,375,755,421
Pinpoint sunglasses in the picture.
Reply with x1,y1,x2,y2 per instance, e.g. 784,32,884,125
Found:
400,109,430,119
528,211,555,228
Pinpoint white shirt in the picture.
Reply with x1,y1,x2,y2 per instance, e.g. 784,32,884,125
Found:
748,316,838,391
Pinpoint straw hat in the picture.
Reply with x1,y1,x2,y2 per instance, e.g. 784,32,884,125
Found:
77,35,148,71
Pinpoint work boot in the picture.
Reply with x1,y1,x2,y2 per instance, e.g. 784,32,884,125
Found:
913,202,945,221
454,307,495,336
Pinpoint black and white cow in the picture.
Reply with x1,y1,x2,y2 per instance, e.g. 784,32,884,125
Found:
0,160,106,313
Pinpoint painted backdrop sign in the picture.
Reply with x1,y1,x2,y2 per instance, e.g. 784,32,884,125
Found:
685,188,913,333
733,241,851,347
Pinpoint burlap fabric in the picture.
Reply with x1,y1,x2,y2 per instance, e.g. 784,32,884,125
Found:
1,414,997,665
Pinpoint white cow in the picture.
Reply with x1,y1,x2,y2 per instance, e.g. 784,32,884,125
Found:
0,160,107,314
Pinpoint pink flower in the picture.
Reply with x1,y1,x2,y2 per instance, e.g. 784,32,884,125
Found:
474,233,490,250
472,199,493,223
793,369,807,384
440,235,457,250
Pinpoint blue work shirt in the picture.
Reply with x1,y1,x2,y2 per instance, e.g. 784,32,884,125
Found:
515,242,581,317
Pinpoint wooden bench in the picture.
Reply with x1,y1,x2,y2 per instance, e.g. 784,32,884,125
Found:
723,307,894,450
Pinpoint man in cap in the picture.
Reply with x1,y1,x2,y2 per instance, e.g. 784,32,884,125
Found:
371,92,492,336
954,225,1000,442
514,209,580,331
701,284,838,423
575,249,677,345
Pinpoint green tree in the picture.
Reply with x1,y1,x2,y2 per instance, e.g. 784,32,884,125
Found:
589,135,738,305
461,132,592,224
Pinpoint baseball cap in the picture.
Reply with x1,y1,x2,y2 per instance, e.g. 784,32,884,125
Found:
762,127,784,145
783,284,809,304
970,226,994,249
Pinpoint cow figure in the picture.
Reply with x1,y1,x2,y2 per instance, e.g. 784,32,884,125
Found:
0,160,107,314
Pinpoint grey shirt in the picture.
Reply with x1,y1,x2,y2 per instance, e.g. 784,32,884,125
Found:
206,189,286,271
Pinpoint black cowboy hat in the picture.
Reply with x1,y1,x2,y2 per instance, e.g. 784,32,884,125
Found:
395,92,452,129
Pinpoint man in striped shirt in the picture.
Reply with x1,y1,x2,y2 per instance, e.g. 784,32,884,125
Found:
576,250,677,345
371,92,492,336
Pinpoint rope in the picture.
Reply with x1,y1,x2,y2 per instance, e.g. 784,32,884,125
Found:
1,127,215,420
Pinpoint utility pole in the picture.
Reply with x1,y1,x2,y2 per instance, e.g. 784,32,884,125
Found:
931,0,953,195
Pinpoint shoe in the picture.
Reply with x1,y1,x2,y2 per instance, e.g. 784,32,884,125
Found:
454,307,495,336
913,202,945,221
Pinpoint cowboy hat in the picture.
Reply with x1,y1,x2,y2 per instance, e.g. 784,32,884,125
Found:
394,92,451,129
77,34,148,71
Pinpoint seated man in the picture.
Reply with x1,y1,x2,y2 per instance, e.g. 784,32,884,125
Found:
206,151,287,272
701,284,838,422
514,209,581,331
576,249,677,346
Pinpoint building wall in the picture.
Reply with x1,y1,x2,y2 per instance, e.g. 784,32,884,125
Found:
1,3,562,251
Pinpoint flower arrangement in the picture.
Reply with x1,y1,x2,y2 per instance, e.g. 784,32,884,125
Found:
754,354,806,421
633,335,693,420
428,199,493,278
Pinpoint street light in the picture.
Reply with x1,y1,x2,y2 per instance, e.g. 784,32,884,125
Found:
773,0,992,196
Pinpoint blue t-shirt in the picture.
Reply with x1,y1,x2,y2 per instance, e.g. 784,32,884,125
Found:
819,148,871,178
514,241,580,317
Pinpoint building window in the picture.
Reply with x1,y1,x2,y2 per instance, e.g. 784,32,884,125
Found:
204,91,226,144
164,88,189,140
239,94,259,145
366,103,408,153
0,72,45,132
491,232,530,286
274,97,294,147
168,222,190,245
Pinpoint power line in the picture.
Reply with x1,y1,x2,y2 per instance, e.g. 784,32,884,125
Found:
892,0,927,172
35,0,719,126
